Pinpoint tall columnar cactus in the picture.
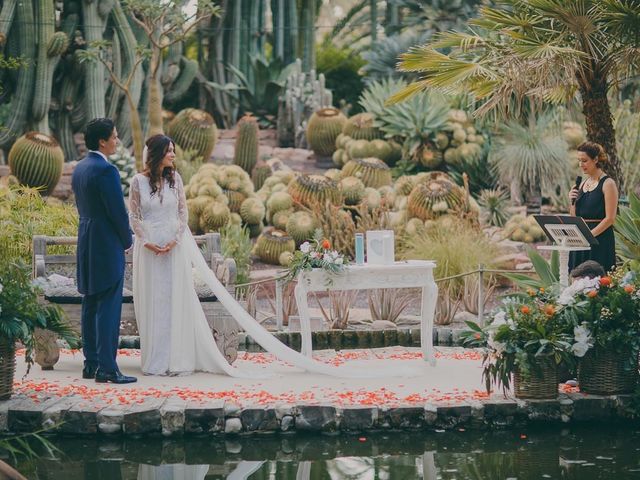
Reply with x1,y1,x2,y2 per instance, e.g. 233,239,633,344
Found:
167,108,219,162
341,158,393,189
0,0,35,149
287,174,342,209
233,115,259,173
8,132,65,195
82,0,108,120
306,107,347,157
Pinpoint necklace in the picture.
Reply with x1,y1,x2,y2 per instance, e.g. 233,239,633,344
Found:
584,175,600,191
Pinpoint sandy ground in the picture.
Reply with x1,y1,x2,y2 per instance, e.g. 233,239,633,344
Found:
13,347,501,407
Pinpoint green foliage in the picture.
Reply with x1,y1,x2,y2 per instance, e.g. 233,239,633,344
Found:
489,117,570,204
614,99,640,189
0,186,78,265
359,78,450,163
502,249,560,291
360,31,430,84
0,261,80,371
174,149,204,185
316,44,366,112
615,192,640,264
399,219,499,296
220,223,252,287
282,230,348,284
477,188,510,227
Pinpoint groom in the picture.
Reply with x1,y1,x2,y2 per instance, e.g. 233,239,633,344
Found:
72,118,136,384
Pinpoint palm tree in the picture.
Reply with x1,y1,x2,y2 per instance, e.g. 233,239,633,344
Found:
391,0,640,190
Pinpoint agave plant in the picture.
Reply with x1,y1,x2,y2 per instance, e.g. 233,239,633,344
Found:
477,188,510,227
615,192,640,265
360,31,431,84
489,116,570,206
359,78,450,165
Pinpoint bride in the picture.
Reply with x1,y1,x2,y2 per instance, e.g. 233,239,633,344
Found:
129,134,425,378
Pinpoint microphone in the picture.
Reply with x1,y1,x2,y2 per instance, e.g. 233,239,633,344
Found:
572,176,582,205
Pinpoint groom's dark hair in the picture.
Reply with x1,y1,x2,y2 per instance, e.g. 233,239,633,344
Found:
85,118,115,151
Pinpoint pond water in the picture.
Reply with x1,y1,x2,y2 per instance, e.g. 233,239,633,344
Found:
7,425,640,479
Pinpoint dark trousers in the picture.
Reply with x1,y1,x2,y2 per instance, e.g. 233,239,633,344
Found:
81,277,123,373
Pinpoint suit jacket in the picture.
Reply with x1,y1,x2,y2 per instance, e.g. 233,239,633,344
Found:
72,151,133,295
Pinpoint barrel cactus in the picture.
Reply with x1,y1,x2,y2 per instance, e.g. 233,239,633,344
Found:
240,197,266,225
286,211,317,245
233,115,259,173
167,108,218,162
342,113,383,141
306,107,347,157
407,174,466,221
339,176,366,205
254,228,296,265
199,202,231,232
8,132,64,195
46,31,69,57
288,174,342,209
504,215,545,243
266,191,294,215
341,158,392,189
251,160,271,190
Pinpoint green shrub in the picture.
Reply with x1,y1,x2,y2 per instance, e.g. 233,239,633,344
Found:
220,223,252,287
316,43,365,113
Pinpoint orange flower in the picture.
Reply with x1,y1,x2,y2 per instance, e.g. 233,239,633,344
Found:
624,284,635,294
600,276,612,287
474,333,481,340
527,288,536,296
520,305,531,314
587,290,598,298
321,239,331,249
543,304,556,316
539,287,545,293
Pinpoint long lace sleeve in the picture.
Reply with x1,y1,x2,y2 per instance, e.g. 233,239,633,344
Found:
175,172,188,243
129,175,147,244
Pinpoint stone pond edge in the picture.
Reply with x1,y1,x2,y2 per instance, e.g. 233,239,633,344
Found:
0,392,636,437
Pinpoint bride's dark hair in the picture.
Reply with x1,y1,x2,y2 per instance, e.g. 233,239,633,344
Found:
144,134,176,196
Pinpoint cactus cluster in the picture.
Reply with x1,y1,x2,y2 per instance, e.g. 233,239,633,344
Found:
333,133,402,168
185,164,264,235
109,145,136,195
406,172,467,221
305,107,347,157
438,110,486,169
167,108,219,162
253,228,296,265
234,115,259,173
504,215,546,243
8,132,64,195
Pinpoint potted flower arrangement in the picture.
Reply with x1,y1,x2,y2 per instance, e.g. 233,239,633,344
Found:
557,269,640,395
463,290,574,399
0,261,80,399
282,230,348,285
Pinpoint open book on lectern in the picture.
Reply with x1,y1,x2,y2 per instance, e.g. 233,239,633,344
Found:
533,215,599,247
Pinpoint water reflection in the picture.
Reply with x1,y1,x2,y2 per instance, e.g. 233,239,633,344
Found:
8,426,640,479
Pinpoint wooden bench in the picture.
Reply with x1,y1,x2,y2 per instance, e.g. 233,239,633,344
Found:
32,233,241,364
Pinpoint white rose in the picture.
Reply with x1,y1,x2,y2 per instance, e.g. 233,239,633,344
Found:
492,310,507,326
573,324,592,344
300,242,311,254
335,257,343,265
571,342,590,357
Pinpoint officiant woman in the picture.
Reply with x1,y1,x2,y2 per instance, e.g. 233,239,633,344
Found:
568,141,618,273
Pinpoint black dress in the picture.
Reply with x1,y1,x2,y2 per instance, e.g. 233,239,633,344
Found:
569,175,616,273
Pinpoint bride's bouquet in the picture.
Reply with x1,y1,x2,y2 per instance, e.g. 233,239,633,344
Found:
283,230,348,284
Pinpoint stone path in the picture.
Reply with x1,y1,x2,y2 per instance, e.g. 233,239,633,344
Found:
2,346,630,436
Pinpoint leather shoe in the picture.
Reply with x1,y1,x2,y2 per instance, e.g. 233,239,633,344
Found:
82,365,97,379
95,369,137,384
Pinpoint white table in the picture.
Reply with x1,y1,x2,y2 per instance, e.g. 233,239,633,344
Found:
293,260,438,365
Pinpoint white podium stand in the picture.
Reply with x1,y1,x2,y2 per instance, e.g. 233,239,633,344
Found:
534,215,597,287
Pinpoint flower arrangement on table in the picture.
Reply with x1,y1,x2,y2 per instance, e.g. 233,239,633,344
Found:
282,230,348,284
462,289,574,396
557,269,640,370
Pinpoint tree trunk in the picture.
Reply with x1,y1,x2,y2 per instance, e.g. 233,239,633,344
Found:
148,50,164,136
126,92,144,172
579,77,623,192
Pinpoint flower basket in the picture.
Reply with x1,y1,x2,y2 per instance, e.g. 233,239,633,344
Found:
0,338,16,400
513,359,558,399
578,347,639,395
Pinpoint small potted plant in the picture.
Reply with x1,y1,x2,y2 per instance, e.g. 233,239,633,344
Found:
0,261,80,399
464,292,574,399
557,269,640,395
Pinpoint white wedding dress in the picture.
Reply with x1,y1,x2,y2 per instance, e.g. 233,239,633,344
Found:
129,172,424,378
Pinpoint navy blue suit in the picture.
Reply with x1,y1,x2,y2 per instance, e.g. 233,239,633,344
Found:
72,151,132,374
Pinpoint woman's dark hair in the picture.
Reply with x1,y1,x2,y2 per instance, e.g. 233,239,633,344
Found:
570,260,605,279
144,134,176,196
85,118,115,151
577,141,608,168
